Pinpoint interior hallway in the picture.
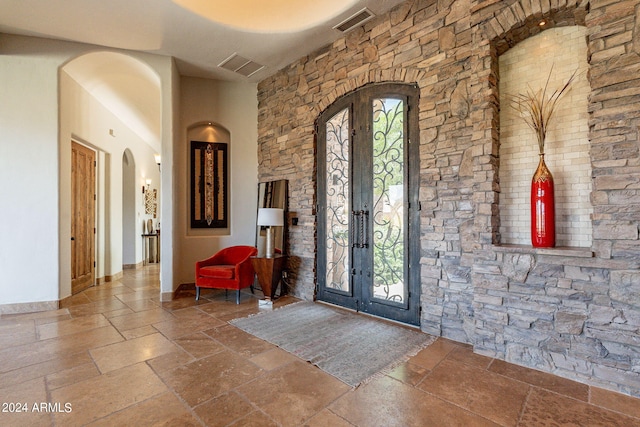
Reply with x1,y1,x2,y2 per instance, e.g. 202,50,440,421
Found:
0,266,639,426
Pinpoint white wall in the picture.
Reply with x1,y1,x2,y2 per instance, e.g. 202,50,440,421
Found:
176,77,258,285
0,34,176,308
0,36,66,306
162,60,180,297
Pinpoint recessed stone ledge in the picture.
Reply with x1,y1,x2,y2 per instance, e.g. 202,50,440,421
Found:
491,244,594,258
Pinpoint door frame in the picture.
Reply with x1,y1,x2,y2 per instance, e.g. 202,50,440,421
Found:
315,83,421,326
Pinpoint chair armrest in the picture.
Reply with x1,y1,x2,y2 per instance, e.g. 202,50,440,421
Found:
236,249,257,286
233,250,256,274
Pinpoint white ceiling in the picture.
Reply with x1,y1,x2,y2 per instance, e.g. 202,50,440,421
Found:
0,0,406,82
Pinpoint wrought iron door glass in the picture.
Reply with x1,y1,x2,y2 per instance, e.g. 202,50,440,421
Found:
372,98,406,303
325,108,350,292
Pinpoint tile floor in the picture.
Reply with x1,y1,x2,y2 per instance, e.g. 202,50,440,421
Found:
1,265,639,426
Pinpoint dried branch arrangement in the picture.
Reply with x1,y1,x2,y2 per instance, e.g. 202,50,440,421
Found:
507,67,578,154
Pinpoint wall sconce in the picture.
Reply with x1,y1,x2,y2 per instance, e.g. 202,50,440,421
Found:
154,153,161,171
143,178,151,193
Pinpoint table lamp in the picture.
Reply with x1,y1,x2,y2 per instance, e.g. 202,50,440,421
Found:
257,208,284,258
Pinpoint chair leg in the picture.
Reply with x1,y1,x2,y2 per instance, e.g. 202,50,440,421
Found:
250,284,255,294
195,286,200,301
236,290,241,304
225,289,228,300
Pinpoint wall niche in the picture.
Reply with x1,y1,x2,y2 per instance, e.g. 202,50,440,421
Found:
498,26,592,248
187,122,231,233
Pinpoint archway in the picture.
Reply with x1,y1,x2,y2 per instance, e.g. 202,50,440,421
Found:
59,51,162,298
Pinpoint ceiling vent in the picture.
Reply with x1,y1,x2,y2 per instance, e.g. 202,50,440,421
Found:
218,53,264,77
333,8,375,33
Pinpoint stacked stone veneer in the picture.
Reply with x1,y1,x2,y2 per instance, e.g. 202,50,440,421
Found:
257,0,640,397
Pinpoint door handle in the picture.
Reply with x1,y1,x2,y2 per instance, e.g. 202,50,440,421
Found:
352,210,369,249
71,237,75,241
361,210,369,248
351,211,360,248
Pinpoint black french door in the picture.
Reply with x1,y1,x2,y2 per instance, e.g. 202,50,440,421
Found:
316,83,421,326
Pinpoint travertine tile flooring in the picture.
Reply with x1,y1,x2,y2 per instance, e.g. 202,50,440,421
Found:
1,265,639,426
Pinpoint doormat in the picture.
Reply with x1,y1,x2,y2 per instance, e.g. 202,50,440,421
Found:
229,302,436,387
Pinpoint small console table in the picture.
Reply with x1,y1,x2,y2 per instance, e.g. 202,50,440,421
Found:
251,254,286,300
142,233,160,265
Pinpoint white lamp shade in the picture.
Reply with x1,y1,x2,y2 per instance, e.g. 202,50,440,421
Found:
257,208,284,227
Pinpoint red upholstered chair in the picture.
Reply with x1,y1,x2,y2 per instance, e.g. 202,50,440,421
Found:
195,245,258,303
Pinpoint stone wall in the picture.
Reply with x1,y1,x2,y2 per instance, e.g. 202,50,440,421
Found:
257,0,640,397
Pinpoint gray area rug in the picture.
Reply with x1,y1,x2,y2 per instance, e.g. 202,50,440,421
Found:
230,302,436,387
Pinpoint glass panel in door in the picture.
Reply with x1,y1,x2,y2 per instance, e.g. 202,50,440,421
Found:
324,108,350,293
371,98,406,304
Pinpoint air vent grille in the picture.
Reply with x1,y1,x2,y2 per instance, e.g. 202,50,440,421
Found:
218,54,264,77
333,8,375,33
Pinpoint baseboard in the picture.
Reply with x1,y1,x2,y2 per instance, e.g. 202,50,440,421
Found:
123,262,143,270
160,291,174,302
58,293,75,308
98,270,126,284
105,271,123,282
0,300,59,315
173,283,195,300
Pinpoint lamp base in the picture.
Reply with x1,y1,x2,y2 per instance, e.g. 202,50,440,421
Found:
265,227,275,258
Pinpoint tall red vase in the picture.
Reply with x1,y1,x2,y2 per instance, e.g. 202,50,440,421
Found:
531,154,555,247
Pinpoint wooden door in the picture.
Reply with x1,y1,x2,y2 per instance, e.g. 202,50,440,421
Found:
71,142,96,294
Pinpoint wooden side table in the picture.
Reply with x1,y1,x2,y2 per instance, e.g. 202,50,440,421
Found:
251,254,286,300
